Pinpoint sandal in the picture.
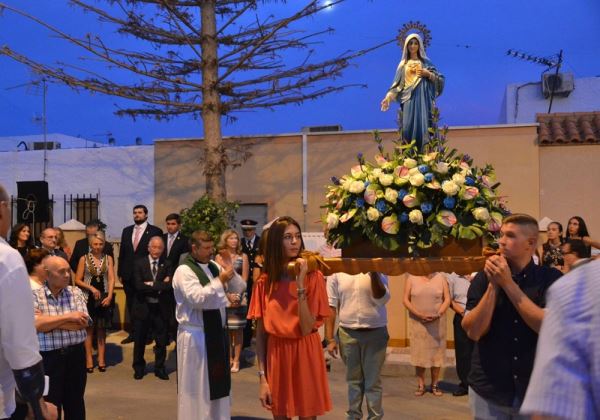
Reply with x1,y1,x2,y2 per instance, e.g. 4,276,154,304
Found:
414,385,425,397
98,366,106,373
431,384,443,396
86,366,94,374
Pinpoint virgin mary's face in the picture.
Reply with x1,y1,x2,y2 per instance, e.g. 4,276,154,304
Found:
407,38,420,56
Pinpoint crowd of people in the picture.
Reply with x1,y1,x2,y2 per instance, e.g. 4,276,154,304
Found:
1,178,599,419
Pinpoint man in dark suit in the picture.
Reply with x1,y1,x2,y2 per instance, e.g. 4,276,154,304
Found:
118,204,163,344
69,219,114,272
162,213,189,342
240,219,260,349
132,236,171,380
162,213,189,274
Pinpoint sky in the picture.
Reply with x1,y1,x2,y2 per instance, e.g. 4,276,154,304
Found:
0,0,599,145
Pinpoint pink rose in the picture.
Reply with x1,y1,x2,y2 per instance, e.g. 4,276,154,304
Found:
437,210,457,227
402,193,420,208
363,186,378,205
460,186,479,200
375,154,387,166
394,166,410,178
381,214,399,234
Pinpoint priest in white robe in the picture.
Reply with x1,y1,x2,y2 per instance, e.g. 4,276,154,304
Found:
173,230,234,420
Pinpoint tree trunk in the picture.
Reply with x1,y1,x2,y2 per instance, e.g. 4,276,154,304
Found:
201,0,226,201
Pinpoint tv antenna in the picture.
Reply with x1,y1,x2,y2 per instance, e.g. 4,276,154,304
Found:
6,74,49,180
506,49,564,113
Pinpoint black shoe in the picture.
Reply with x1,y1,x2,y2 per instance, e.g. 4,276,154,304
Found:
154,369,169,380
452,387,468,397
121,336,134,345
134,371,144,380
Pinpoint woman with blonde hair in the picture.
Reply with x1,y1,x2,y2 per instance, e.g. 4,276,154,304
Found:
248,216,331,419
215,228,249,373
75,231,115,372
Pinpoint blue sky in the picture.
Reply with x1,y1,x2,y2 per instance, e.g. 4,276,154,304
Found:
1,0,599,145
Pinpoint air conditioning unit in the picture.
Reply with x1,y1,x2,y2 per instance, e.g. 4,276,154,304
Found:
301,125,343,133
542,72,574,98
29,141,61,150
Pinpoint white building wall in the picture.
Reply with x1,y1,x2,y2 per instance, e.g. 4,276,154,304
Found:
0,146,154,240
504,76,600,123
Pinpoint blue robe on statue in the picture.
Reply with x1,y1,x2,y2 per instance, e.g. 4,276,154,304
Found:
388,58,444,150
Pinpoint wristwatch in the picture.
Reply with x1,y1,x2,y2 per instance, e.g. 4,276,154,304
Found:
257,370,265,377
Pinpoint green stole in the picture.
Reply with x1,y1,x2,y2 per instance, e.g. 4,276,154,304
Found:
182,255,231,400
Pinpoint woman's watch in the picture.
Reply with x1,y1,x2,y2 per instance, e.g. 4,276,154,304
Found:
257,370,265,378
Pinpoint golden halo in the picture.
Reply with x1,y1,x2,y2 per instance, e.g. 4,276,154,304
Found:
397,21,432,50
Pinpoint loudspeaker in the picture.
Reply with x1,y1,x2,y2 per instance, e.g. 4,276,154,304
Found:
17,181,50,223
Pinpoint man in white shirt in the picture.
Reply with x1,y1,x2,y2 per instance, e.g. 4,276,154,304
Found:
172,230,233,420
325,272,391,420
0,184,56,419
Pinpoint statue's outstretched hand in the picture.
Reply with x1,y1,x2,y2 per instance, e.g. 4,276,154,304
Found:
381,92,394,111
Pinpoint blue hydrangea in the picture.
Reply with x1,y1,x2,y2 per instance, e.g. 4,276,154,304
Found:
398,189,408,200
443,196,456,209
424,173,434,182
355,198,365,208
375,200,387,213
421,202,433,214
418,164,430,174
465,177,475,186
400,212,409,223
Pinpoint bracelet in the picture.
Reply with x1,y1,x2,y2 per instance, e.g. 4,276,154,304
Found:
326,338,335,344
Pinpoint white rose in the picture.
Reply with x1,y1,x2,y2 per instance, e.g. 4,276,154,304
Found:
379,174,394,187
409,173,425,187
403,158,418,168
371,168,382,178
367,207,381,221
341,177,354,191
348,180,366,194
472,207,490,222
442,180,460,196
409,209,424,225
384,188,398,203
452,173,466,186
326,213,339,229
435,162,449,174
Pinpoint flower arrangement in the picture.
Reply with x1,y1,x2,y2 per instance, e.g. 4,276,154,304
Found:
323,112,509,255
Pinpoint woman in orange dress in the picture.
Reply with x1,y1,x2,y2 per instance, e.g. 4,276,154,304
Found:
248,216,332,419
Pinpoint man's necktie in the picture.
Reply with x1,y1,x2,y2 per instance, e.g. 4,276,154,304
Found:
152,260,158,279
168,235,175,256
133,226,142,251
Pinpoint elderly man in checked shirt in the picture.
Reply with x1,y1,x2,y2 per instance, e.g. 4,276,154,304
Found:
33,256,90,419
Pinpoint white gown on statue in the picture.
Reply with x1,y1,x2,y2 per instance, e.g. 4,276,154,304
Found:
173,263,230,420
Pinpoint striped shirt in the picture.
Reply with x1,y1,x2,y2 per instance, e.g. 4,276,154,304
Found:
32,285,88,351
521,259,600,419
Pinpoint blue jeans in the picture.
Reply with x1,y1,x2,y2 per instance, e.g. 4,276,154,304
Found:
469,387,529,420
338,326,389,420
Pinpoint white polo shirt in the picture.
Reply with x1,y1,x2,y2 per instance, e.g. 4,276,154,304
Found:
0,238,42,417
326,272,391,329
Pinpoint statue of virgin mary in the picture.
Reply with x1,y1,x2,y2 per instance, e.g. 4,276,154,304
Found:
381,33,444,150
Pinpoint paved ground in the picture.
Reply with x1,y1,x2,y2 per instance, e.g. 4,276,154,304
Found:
84,331,470,419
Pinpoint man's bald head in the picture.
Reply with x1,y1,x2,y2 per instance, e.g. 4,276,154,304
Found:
44,255,71,291
148,236,165,259
0,184,10,238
